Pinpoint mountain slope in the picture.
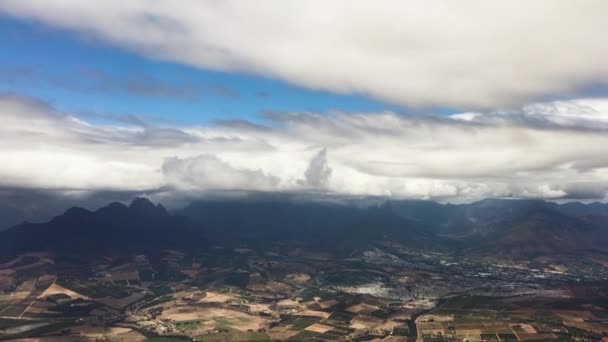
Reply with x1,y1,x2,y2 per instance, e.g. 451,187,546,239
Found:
178,200,450,253
476,207,602,258
2,197,608,260
388,198,608,259
0,198,203,256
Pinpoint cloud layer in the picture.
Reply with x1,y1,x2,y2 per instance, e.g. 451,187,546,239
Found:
1,1,608,108
163,154,280,192
2,92,608,202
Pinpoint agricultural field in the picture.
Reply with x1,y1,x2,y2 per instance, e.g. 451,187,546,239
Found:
415,294,608,342
0,249,606,342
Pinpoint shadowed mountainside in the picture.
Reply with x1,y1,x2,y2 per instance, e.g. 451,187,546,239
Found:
1,197,607,260
0,198,203,257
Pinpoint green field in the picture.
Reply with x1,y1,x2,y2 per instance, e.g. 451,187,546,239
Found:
194,330,271,342
223,273,250,288
298,288,334,302
327,311,356,324
435,295,504,314
176,320,201,331
56,279,134,298
150,284,173,296
140,294,173,310
281,315,320,330
146,337,191,342
286,330,322,341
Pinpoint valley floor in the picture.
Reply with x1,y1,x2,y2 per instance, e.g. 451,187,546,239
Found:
0,244,606,342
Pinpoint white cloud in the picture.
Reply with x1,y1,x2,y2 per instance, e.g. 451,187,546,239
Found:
1,1,607,108
449,113,480,122
2,93,608,201
162,154,280,192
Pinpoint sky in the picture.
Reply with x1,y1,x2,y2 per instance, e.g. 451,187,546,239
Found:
1,1,608,224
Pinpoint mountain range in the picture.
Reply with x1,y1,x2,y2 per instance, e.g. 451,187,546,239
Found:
1,197,608,260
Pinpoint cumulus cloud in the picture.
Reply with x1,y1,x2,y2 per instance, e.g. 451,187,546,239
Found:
452,99,608,132
162,154,280,192
1,1,608,108
3,93,608,202
301,148,332,188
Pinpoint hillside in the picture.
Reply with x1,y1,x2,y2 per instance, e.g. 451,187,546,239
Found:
2,197,608,261
0,198,203,257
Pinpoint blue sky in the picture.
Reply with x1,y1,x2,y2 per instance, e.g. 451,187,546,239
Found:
0,15,416,125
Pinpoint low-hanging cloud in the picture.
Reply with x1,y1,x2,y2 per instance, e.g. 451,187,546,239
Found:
1,1,608,109
2,93,608,202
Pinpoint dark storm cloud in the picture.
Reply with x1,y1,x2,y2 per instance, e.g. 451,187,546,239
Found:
561,183,608,200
